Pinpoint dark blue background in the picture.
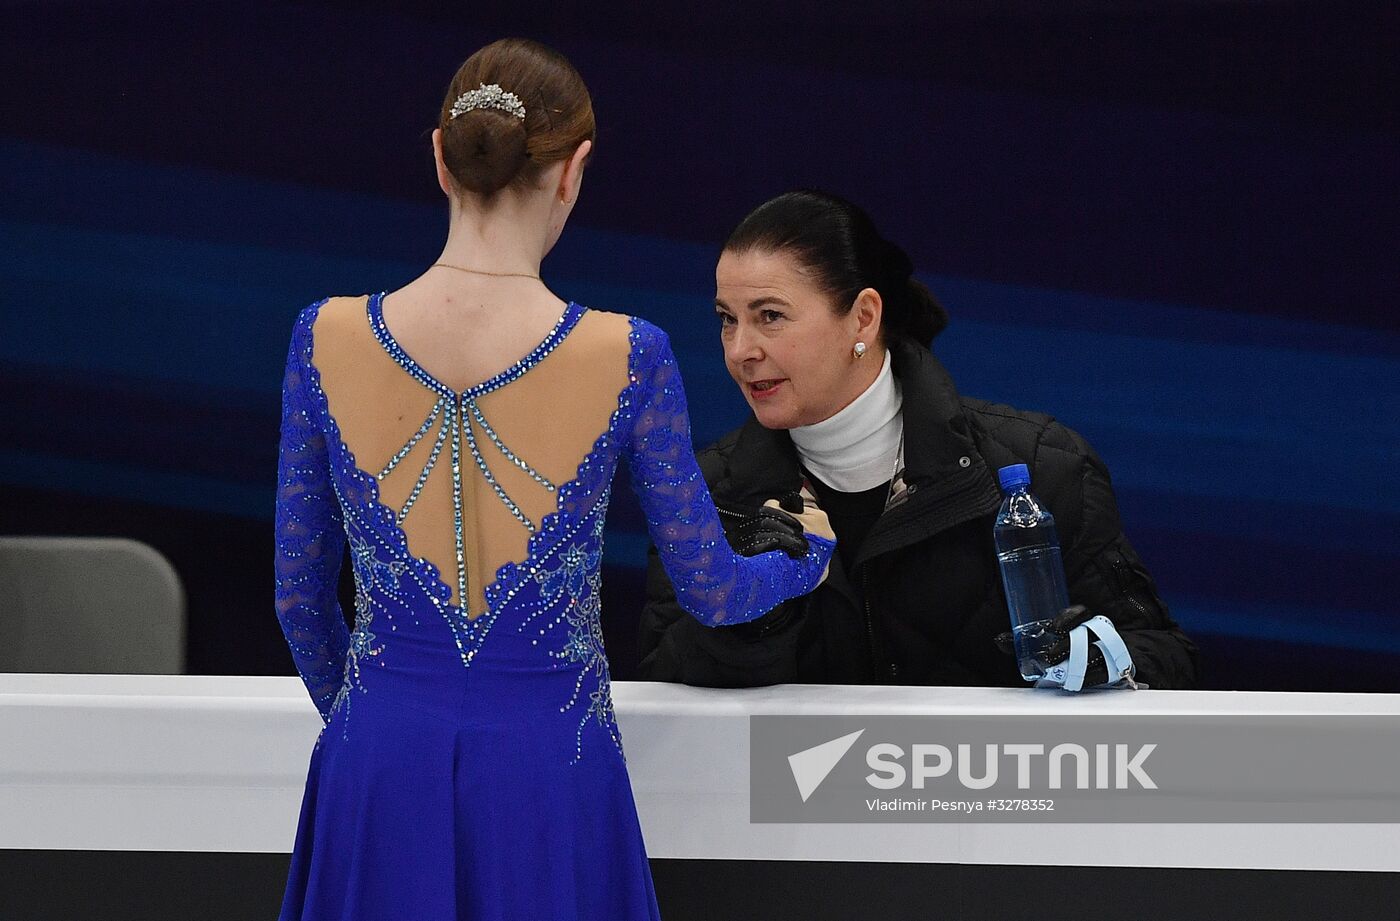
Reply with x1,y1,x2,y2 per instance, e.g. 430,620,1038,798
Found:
3,1,1397,689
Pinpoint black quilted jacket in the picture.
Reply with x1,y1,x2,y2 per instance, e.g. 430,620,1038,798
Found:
636,335,1200,689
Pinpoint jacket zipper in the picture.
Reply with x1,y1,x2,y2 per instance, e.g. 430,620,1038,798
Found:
859,566,897,682
1111,556,1151,621
860,566,877,677
857,482,918,684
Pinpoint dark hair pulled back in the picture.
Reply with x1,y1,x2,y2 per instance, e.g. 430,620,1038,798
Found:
723,190,948,348
438,38,596,198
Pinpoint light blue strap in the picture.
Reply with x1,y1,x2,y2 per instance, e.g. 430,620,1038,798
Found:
1082,615,1136,687
1063,623,1091,692
1035,615,1138,692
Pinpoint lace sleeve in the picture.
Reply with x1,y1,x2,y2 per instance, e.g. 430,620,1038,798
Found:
274,306,350,723
623,321,834,626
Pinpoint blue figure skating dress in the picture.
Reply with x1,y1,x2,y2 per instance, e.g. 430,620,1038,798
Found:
274,292,833,920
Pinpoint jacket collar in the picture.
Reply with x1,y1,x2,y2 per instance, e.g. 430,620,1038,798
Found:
885,335,985,485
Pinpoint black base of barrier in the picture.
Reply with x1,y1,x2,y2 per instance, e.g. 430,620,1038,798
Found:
2,850,1397,920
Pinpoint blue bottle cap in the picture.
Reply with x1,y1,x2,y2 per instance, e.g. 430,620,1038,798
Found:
998,463,1031,492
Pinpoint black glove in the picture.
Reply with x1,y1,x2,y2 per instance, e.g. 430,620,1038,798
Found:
715,495,809,559
994,605,1111,688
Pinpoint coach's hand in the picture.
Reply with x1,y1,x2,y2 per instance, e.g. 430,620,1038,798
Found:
995,605,1138,690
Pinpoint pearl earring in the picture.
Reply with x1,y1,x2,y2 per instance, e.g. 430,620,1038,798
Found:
853,341,867,359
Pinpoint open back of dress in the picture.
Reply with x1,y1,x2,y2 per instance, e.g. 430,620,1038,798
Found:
312,293,630,620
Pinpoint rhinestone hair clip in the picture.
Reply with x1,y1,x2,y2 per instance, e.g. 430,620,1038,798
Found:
449,83,527,120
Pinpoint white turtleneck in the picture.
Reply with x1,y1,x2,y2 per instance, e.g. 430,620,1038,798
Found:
789,348,903,493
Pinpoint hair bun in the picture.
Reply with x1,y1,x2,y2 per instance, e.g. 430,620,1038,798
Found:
877,238,946,348
437,38,596,200
903,278,949,347
443,110,529,196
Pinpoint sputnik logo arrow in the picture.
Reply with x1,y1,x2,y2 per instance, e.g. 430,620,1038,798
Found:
787,729,866,802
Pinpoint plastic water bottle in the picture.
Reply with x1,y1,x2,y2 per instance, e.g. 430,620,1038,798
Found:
994,464,1070,681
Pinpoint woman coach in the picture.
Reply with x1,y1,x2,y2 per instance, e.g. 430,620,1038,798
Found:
637,190,1198,690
